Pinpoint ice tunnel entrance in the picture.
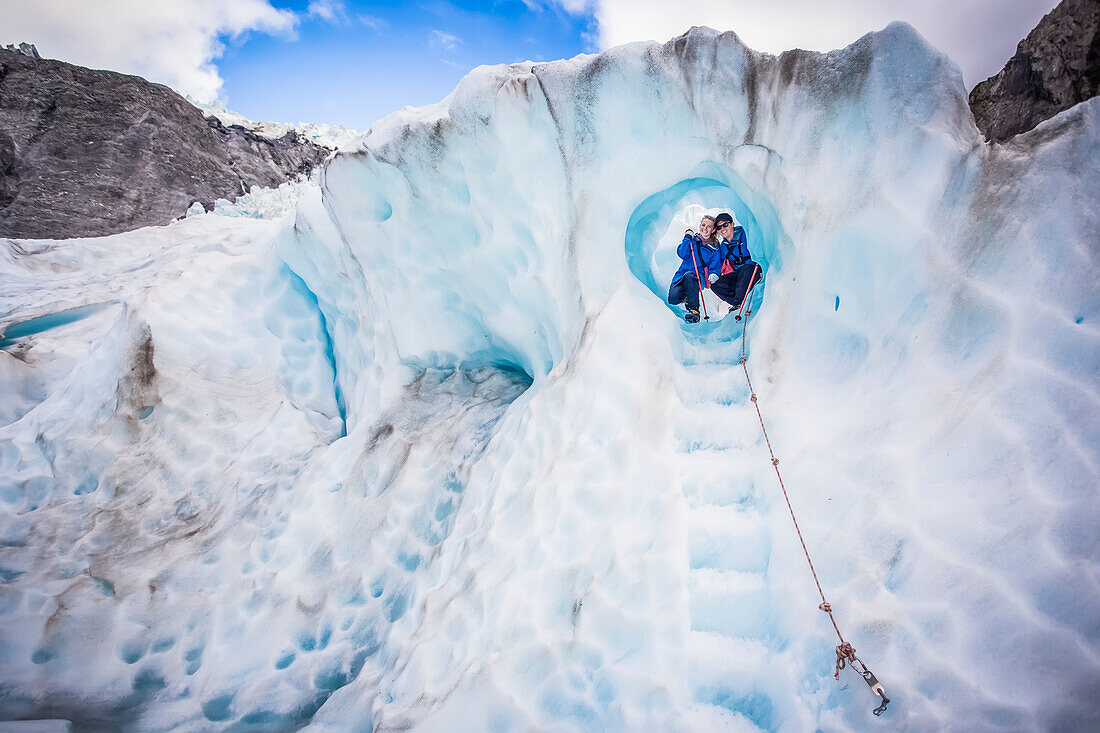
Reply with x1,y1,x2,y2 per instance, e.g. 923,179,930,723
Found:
625,162,786,335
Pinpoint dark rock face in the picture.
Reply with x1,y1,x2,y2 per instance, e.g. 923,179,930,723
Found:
0,48,330,239
207,116,329,191
969,0,1100,142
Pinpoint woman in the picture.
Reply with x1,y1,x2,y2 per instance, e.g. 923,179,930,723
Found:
668,215,721,323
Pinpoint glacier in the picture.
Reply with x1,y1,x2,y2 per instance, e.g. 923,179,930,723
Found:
1,22,1098,733
188,97,361,152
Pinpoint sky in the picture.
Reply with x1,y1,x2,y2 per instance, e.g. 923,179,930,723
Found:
3,0,1062,131
214,1,597,128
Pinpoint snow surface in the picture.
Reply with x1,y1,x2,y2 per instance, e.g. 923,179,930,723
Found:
2,22,1098,733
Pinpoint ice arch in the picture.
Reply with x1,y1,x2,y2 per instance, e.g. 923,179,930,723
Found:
625,161,789,332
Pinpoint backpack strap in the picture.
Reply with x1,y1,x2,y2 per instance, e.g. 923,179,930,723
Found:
728,228,749,266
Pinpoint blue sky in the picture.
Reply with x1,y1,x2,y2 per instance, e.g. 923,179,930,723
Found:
217,1,596,130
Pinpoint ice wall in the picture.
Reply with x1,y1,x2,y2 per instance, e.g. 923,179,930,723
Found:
1,22,1097,733
294,22,1099,732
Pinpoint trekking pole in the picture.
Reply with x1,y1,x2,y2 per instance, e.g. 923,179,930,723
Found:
734,265,760,321
686,232,710,321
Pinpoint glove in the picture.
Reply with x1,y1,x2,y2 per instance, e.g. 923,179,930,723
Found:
684,228,694,235
708,273,719,284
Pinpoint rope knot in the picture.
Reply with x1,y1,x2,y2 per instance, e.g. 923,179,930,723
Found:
739,357,747,365
834,641,857,680
772,458,779,466
819,602,831,613
750,394,757,403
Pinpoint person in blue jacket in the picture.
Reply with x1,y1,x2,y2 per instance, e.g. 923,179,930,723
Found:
669,215,721,322
711,212,761,314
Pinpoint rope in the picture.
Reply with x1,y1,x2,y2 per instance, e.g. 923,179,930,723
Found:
736,280,854,678
834,641,858,680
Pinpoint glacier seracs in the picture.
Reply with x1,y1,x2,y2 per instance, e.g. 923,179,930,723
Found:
188,97,360,151
1,22,1098,733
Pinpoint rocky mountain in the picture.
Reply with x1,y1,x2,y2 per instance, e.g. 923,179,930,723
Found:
969,0,1100,142
0,45,331,239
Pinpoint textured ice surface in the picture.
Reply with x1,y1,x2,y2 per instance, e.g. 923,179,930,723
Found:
2,22,1099,733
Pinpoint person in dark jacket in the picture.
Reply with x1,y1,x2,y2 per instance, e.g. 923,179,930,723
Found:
669,215,721,322
711,212,761,314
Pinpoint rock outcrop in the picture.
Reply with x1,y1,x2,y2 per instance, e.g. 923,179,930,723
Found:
0,47,330,239
2,42,41,59
969,0,1100,142
206,116,328,191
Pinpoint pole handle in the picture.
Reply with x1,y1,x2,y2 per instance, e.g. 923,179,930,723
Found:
686,235,709,321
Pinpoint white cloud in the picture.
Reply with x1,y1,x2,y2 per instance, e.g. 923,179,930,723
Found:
357,14,387,33
553,0,1060,87
308,2,385,32
559,0,595,13
429,30,461,52
0,0,298,103
308,0,350,26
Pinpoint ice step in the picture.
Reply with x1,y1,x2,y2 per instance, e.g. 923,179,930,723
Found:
675,704,763,733
675,436,750,455
677,338,746,367
685,631,771,687
673,407,761,453
672,363,750,407
677,400,755,425
679,469,758,509
688,568,770,637
682,629,796,730
688,505,770,573
679,356,744,371
674,455,761,508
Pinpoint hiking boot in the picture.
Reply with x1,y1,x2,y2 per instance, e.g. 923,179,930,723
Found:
684,309,700,323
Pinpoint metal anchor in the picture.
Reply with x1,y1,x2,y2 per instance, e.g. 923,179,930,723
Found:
834,638,891,717
859,665,890,716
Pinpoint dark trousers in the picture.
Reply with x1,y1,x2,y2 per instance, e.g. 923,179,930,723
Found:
712,261,760,309
668,272,701,311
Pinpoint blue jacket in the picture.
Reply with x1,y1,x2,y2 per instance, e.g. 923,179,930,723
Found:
672,234,721,285
719,226,753,269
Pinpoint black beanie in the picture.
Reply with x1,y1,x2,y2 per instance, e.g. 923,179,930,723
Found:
714,212,734,226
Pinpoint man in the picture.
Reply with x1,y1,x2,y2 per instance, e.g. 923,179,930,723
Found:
711,212,761,315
